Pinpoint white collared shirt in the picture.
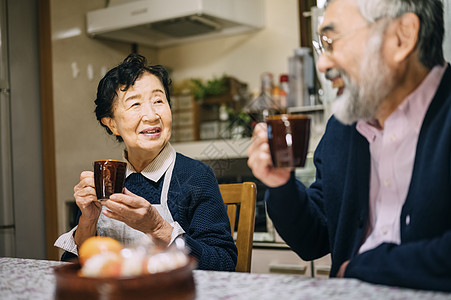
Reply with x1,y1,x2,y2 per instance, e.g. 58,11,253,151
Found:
125,141,176,182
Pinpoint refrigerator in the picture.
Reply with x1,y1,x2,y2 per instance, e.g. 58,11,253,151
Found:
0,0,15,257
445,0,451,63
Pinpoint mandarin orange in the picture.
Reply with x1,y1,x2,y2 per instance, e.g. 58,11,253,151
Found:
78,236,122,266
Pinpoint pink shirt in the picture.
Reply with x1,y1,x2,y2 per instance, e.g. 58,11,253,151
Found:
356,64,447,254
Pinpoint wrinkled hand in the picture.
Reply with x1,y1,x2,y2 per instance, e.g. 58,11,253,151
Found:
74,171,102,222
247,123,291,188
102,188,173,245
73,171,102,246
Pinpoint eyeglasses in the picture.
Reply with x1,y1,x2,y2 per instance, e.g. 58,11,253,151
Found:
312,23,373,56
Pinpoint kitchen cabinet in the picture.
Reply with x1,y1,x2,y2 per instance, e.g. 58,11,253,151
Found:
171,94,200,142
251,242,331,278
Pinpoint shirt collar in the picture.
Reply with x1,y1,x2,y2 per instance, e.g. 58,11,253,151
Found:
356,120,379,143
357,64,448,143
125,143,176,182
397,64,447,131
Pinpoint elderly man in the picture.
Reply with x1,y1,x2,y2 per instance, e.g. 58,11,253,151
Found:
247,0,450,292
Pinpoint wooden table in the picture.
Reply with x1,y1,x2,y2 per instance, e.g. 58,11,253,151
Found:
1,257,450,299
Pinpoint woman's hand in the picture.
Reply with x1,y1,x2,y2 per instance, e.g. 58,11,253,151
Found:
102,188,173,245
74,171,102,221
73,171,102,247
247,123,291,188
337,260,350,278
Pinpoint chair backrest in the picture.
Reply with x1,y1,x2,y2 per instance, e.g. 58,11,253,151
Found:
218,182,256,272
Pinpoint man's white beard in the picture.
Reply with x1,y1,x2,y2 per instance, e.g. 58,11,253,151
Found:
332,27,394,125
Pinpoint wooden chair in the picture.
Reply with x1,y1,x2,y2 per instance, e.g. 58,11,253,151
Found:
219,182,257,273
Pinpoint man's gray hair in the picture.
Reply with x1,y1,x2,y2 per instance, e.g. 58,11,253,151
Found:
327,0,445,69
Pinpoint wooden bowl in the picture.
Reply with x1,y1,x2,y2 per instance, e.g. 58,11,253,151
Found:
54,258,196,300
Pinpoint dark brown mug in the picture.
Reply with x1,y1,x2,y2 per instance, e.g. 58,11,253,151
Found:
93,160,127,201
266,114,310,168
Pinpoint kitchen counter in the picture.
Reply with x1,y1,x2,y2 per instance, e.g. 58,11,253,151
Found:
1,257,450,299
172,137,252,160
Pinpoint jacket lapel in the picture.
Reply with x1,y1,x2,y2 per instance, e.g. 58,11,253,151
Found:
350,128,371,255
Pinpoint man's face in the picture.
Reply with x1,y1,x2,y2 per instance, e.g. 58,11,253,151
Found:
317,0,394,125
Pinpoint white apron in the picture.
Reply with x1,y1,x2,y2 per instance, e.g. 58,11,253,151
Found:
96,158,175,246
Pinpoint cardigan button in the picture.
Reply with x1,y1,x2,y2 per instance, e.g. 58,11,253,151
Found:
406,215,411,225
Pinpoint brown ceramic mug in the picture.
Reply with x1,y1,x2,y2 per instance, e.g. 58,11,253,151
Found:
93,160,127,201
266,114,310,168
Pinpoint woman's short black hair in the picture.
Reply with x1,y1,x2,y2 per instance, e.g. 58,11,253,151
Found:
94,53,172,142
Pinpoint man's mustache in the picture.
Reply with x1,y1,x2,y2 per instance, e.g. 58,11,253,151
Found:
325,68,341,80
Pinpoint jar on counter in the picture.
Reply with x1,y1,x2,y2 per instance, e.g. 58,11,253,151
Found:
279,74,289,109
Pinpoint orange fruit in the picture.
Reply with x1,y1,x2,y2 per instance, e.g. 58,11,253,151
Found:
80,252,123,277
78,236,122,266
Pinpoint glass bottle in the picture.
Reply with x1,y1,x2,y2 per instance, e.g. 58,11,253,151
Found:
246,72,280,125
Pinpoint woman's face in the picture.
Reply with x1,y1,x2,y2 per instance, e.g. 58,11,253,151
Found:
102,72,172,161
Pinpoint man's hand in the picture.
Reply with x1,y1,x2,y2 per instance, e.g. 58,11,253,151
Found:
247,123,291,187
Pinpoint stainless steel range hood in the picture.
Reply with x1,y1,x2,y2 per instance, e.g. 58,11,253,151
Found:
86,0,265,48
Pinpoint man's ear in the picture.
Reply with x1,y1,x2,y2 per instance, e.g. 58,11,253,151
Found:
392,12,420,63
101,117,119,136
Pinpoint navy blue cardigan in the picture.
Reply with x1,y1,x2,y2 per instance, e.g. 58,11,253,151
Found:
266,65,451,291
162,153,237,271
62,153,237,271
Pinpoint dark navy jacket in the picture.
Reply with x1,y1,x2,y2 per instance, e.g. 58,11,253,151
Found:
266,64,451,292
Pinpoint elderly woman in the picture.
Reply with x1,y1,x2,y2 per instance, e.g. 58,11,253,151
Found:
55,53,237,271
